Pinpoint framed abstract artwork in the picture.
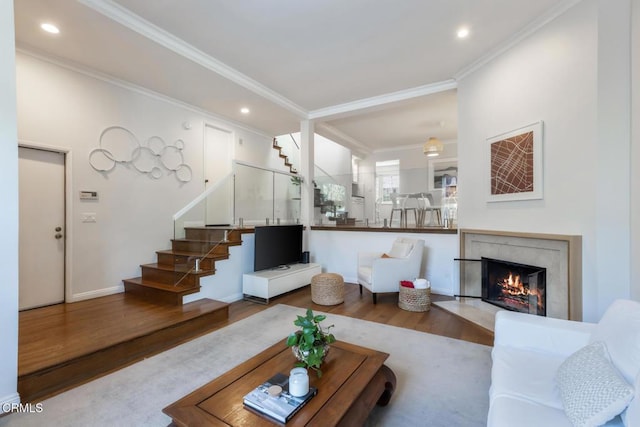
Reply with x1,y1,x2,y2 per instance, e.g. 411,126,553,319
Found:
487,121,543,202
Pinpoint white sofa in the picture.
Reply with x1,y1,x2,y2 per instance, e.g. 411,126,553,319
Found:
489,299,640,427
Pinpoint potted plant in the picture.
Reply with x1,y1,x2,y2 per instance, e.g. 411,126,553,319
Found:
285,308,336,377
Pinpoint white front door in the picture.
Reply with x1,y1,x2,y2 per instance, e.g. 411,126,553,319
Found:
19,147,65,310
204,125,233,225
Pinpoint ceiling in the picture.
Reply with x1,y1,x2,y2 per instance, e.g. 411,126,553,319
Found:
13,0,575,156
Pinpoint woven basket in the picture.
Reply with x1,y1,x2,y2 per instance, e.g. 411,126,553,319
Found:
311,273,345,305
398,285,431,312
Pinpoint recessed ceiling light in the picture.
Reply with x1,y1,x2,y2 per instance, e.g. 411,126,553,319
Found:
240,107,250,114
457,27,470,39
41,23,60,34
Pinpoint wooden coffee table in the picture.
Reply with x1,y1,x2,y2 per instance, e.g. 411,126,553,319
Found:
163,339,396,426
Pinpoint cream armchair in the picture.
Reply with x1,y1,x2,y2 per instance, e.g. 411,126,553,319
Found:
357,237,425,303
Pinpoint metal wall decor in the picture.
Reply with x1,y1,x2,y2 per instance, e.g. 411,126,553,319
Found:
89,126,192,183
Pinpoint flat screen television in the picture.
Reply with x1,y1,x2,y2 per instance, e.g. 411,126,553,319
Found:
254,225,303,271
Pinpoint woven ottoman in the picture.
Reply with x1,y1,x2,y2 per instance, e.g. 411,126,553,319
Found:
311,273,345,305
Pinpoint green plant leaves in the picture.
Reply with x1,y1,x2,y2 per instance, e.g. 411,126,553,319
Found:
285,332,299,347
286,308,336,377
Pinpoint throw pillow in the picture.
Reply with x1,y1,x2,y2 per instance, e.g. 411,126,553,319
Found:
589,299,640,385
621,373,640,427
556,341,634,427
388,241,412,258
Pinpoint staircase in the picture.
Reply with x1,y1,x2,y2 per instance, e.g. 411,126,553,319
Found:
123,227,243,305
272,137,298,174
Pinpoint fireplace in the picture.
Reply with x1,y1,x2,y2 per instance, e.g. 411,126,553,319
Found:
481,257,546,316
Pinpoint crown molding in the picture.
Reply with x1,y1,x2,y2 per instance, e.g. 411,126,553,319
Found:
78,0,308,118
16,46,273,139
308,79,457,121
372,138,457,154
455,0,584,81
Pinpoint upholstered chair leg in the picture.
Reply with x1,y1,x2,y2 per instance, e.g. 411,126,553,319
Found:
372,293,377,304
359,284,363,294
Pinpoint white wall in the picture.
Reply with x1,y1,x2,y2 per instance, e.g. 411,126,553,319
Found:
0,2,20,409
16,52,278,302
314,134,352,177
457,0,633,321
309,230,458,296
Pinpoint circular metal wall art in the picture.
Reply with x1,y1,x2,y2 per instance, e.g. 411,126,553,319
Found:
160,145,184,171
89,148,117,172
89,126,192,182
147,136,166,156
174,164,193,183
99,126,140,163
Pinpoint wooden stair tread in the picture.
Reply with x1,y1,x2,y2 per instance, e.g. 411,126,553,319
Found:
141,263,216,275
124,227,252,306
156,249,229,260
124,277,199,292
172,238,241,245
272,137,297,174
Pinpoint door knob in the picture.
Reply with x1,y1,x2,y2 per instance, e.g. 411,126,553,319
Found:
55,227,62,232
55,233,63,239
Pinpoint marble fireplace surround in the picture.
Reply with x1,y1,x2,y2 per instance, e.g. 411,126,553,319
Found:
451,229,582,325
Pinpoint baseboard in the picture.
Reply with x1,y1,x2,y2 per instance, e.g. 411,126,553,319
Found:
68,286,124,303
430,286,454,296
0,392,21,414
183,292,244,305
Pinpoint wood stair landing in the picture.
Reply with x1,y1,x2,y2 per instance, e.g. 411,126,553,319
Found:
18,293,230,403
123,227,243,305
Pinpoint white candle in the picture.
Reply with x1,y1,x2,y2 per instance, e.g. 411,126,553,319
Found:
289,367,309,397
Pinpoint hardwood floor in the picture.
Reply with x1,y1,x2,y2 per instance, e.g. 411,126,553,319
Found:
18,295,229,402
226,283,494,347
18,283,492,402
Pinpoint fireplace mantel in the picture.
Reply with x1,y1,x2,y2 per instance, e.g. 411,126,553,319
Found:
459,229,582,321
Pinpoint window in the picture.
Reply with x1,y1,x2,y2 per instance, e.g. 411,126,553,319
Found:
375,160,399,203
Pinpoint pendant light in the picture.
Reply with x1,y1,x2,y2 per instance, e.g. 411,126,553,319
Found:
423,137,443,157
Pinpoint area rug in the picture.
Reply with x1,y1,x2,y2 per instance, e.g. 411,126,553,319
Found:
0,304,492,426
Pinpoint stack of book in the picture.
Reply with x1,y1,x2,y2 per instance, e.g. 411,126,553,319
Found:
243,373,317,423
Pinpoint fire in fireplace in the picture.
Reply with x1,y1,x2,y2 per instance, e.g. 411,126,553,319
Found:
481,257,546,316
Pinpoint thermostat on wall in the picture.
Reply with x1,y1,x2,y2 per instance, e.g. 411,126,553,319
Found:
79,191,98,201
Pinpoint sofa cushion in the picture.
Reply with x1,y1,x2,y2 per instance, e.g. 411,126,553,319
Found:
556,341,633,427
488,395,573,427
491,346,565,409
589,299,640,385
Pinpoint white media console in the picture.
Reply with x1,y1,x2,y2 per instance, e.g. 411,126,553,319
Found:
242,263,321,303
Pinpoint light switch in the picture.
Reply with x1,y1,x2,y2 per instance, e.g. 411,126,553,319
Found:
81,213,96,223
